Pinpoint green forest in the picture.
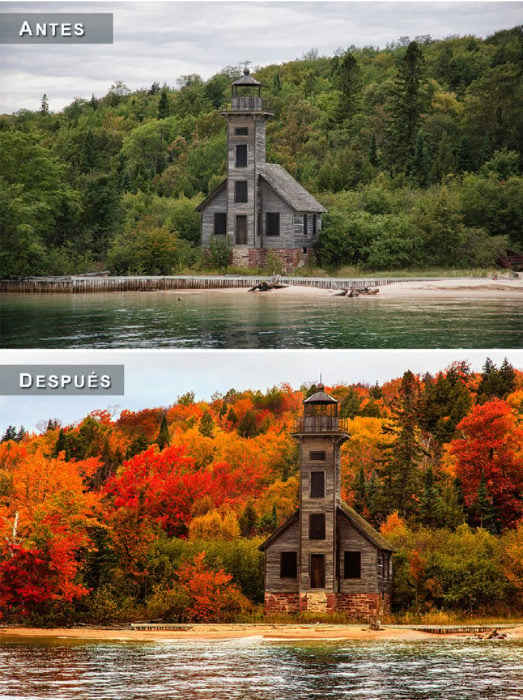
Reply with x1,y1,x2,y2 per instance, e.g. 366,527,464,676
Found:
1,27,522,278
1,361,522,625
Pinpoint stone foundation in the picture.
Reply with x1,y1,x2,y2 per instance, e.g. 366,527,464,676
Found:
264,592,299,615
266,592,391,618
230,248,314,273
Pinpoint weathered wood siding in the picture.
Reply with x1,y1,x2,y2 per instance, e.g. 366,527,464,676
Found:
338,518,379,594
299,436,339,592
201,187,227,247
259,180,294,249
265,519,300,593
293,213,322,250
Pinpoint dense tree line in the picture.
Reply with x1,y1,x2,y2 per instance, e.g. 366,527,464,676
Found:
0,360,521,623
0,28,521,277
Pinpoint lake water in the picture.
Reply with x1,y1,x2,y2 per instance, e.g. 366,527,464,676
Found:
1,292,521,349
0,637,522,699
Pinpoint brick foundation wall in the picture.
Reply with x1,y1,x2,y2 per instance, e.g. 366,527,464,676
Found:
267,592,391,618
227,248,314,273
265,592,300,615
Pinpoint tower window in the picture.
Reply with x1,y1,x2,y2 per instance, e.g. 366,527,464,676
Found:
309,451,326,461
266,212,280,237
235,144,247,167
280,551,297,578
303,214,308,235
235,127,249,136
310,471,325,498
214,212,226,235
310,554,325,588
235,180,248,203
309,513,325,540
344,551,361,579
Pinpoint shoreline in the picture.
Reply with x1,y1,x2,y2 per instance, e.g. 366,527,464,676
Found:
1,624,522,643
1,276,521,299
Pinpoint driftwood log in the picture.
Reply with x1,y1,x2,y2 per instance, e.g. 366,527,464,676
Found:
248,282,288,292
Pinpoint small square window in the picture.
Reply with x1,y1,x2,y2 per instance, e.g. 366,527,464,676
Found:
310,451,326,461
309,513,325,540
235,127,249,136
280,551,297,578
344,551,361,579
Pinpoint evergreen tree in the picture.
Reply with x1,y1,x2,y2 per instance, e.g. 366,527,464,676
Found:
273,72,282,92
432,132,455,181
1,425,17,442
199,410,214,437
52,428,69,458
477,357,516,402
380,370,423,518
472,472,498,533
410,132,431,186
89,94,98,110
226,407,238,425
455,137,474,173
340,387,361,419
420,466,439,526
479,133,493,166
125,432,149,459
239,500,258,537
332,50,362,126
157,414,170,449
352,465,367,514
40,93,49,114
386,41,426,173
158,89,169,119
368,133,379,167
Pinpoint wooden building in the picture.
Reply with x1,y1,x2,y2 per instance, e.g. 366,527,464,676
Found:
260,385,394,616
196,69,326,272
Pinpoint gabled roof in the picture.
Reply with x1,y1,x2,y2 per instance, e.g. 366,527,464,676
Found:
258,511,299,551
338,501,395,552
195,180,226,212
259,503,394,552
259,164,327,214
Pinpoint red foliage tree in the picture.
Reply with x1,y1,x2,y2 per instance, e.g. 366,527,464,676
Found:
449,399,523,529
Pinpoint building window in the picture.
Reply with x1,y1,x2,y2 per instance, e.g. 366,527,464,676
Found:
235,127,248,136
380,552,391,580
310,554,325,588
235,144,247,167
214,213,226,235
344,551,361,579
235,180,248,203
309,451,326,461
266,212,280,237
280,551,297,578
310,471,325,498
309,513,325,540
313,214,317,235
235,215,247,245
303,214,308,235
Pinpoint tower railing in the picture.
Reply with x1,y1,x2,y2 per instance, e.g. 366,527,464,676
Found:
293,416,349,433
230,96,265,111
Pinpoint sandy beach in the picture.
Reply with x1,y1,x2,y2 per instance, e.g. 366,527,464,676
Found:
1,624,521,643
265,276,523,299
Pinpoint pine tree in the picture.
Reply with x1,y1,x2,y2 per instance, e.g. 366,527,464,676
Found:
352,466,367,514
332,50,362,126
239,500,258,537
410,132,431,186
386,41,426,173
420,466,439,526
473,472,498,533
455,137,474,173
1,426,17,442
273,72,282,92
158,89,169,119
199,411,214,437
368,133,379,167
479,133,493,166
157,414,170,449
340,387,361,419
89,94,98,110
40,93,49,114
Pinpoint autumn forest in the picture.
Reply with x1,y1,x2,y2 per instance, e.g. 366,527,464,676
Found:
0,359,521,625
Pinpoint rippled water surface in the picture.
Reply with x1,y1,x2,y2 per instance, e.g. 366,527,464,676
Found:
1,637,522,699
1,292,521,348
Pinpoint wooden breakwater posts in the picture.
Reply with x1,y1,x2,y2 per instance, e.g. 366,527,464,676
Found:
0,275,445,294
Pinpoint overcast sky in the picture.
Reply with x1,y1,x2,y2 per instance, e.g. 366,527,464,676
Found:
0,348,521,434
1,1,522,113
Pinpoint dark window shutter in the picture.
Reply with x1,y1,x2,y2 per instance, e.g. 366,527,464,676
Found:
310,471,325,498
309,513,325,540
214,213,226,235
235,181,248,203
266,212,280,236
236,144,247,167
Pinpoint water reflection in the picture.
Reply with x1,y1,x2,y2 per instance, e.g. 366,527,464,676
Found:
0,638,522,699
1,292,522,348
